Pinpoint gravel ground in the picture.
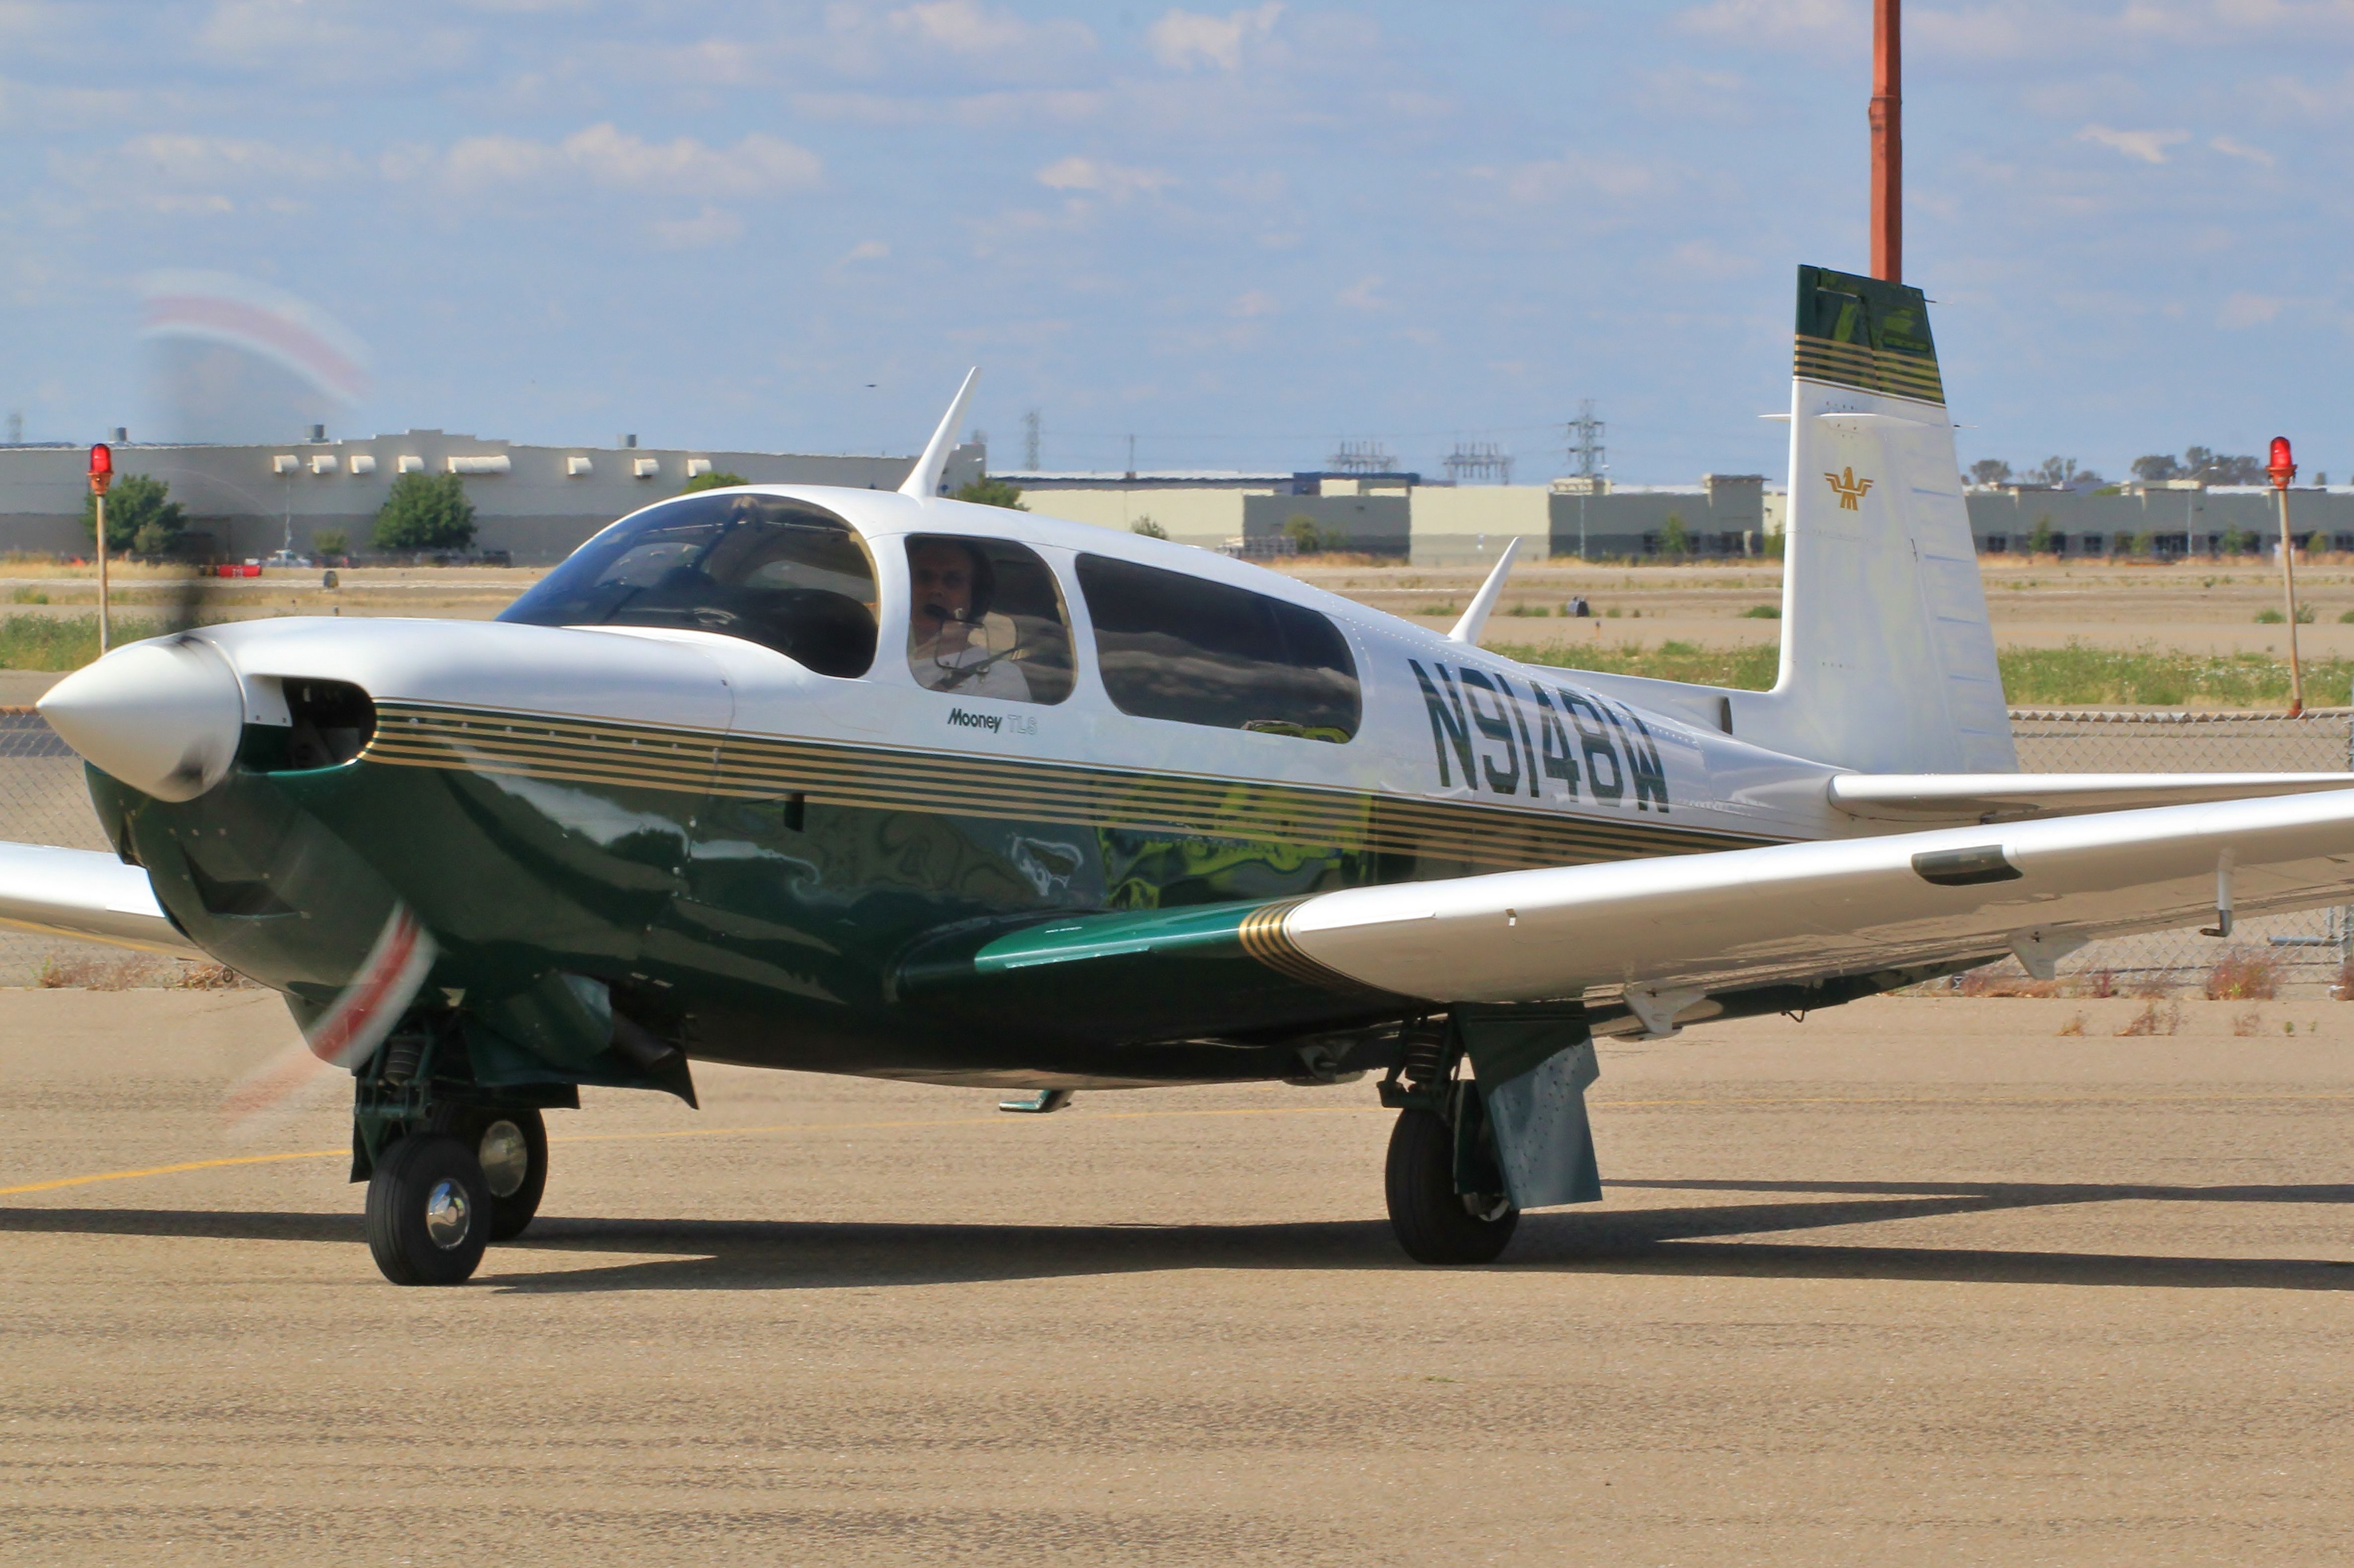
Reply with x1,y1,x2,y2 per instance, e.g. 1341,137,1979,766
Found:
7,990,2354,1566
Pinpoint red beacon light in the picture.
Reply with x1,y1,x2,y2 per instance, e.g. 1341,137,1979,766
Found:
87,442,113,496
2269,435,2296,490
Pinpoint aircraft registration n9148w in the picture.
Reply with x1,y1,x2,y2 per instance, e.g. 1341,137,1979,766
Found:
19,264,2354,1285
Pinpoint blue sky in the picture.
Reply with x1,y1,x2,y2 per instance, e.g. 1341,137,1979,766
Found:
4,0,2353,483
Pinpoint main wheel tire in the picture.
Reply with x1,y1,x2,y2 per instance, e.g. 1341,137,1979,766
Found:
428,1106,549,1241
365,1132,491,1286
1385,1108,1518,1265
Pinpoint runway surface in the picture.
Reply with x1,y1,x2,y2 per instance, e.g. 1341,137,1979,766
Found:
9,989,2354,1565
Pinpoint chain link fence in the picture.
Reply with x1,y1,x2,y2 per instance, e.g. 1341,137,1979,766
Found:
0,704,2345,990
2006,706,2353,995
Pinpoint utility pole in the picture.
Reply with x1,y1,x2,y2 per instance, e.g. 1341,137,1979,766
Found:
1023,408,1041,471
1871,0,1901,282
87,442,113,654
2270,436,2305,716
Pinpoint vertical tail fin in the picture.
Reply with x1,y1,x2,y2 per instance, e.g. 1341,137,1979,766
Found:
1738,265,2015,773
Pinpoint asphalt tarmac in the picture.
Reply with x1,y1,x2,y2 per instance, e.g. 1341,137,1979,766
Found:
10,989,2354,1565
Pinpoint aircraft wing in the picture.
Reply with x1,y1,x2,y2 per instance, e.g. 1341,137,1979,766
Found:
1275,788,2354,1009
0,841,201,956
1827,771,2354,822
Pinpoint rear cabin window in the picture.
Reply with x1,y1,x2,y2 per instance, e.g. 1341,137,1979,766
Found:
1075,553,1360,742
499,492,877,677
904,535,1075,705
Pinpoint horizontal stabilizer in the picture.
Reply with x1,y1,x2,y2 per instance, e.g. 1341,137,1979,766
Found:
0,841,199,956
1827,773,2354,822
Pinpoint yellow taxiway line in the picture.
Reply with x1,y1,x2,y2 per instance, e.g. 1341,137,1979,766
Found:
14,1089,2354,1200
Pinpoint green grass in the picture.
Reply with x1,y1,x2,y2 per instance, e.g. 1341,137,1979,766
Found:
1740,604,1781,619
0,614,170,671
1487,640,1780,690
1485,638,2354,707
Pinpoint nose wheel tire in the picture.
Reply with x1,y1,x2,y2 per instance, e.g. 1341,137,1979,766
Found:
425,1104,548,1241
365,1132,491,1286
1384,1108,1518,1265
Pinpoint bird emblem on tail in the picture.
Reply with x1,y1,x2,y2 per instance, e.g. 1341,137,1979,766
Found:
1823,466,1874,510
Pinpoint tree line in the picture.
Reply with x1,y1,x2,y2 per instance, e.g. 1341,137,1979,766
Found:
1967,448,2311,491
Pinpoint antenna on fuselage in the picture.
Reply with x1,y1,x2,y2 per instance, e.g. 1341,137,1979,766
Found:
1447,536,1521,645
899,367,980,500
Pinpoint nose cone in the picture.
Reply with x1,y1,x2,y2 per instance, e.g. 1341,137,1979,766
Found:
39,637,246,801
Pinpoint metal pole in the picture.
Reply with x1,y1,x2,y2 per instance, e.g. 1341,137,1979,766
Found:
2278,484,2305,716
1870,0,1901,282
95,493,109,654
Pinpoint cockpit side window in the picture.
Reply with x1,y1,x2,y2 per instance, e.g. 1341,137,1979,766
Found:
499,493,878,677
1075,553,1360,741
904,535,1075,705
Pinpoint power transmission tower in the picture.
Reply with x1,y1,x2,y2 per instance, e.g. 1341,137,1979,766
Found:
1326,440,1396,475
1444,441,1512,485
1022,409,1040,470
1566,401,1606,480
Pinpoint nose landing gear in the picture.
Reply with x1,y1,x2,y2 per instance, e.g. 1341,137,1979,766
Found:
365,1132,492,1286
354,1016,567,1285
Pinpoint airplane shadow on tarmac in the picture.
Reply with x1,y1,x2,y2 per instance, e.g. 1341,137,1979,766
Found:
8,1176,2354,1293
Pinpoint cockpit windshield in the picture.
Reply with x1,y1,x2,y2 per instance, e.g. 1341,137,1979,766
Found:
500,492,878,677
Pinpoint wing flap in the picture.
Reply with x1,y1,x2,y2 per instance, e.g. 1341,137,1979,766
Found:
1829,771,2354,822
1284,789,2354,1004
0,841,201,957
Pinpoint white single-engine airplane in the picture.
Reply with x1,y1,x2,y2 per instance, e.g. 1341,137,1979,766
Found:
17,265,2354,1285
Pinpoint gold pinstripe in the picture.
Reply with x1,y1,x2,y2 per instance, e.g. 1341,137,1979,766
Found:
363,702,1776,871
1236,898,1363,990
1793,335,1945,404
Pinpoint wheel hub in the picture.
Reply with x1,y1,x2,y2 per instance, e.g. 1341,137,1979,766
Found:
477,1119,529,1199
423,1177,472,1249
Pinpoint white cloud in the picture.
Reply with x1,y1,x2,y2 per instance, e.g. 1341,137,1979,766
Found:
1035,156,1171,199
887,0,1095,57
650,206,744,248
1148,3,1283,71
2210,134,2276,167
840,238,891,264
1228,289,1277,317
1676,0,1859,43
2077,124,2191,163
423,124,822,195
199,0,473,78
2217,291,2284,327
1336,275,1383,311
61,133,360,214
1489,150,1664,205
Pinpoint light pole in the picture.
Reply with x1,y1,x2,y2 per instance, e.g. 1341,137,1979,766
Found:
2269,435,2304,716
88,442,112,655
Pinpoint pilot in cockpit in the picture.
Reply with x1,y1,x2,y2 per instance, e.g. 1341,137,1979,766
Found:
907,537,1032,701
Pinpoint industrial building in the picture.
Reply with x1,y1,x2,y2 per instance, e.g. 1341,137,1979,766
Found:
0,432,980,564
9,431,2350,568
1004,470,1776,564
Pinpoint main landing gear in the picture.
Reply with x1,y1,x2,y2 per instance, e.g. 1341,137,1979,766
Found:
1378,1020,1519,1265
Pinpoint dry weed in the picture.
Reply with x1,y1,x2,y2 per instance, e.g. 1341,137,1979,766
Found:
2118,1001,2184,1037
2205,946,2281,1001
2232,1009,2264,1037
2056,1012,2087,1036
174,961,253,990
2074,967,2118,999
1956,965,2059,998
37,955,167,990
2129,969,2181,999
